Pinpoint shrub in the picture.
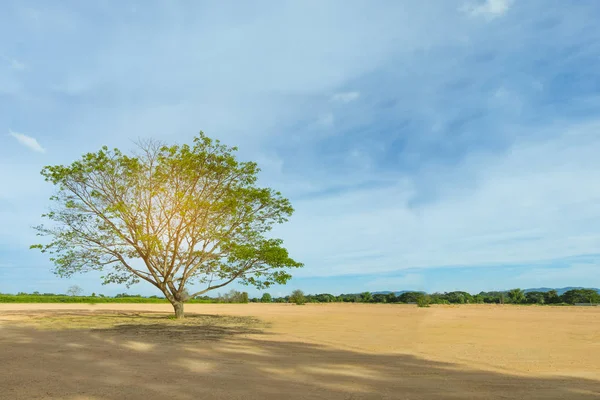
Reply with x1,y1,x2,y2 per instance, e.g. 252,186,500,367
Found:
416,295,431,308
260,293,272,303
289,289,306,305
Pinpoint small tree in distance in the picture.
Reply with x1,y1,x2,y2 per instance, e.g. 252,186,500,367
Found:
66,285,83,297
416,294,431,308
507,288,526,304
31,132,302,318
289,289,306,305
261,293,272,303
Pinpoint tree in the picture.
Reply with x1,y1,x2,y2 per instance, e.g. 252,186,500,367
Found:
314,293,335,302
289,289,306,305
31,133,302,318
372,293,387,303
260,293,272,303
360,292,373,303
507,288,526,304
443,291,474,304
525,291,545,304
472,294,484,304
544,290,559,304
416,295,431,308
66,285,83,297
217,289,250,304
562,289,600,304
397,292,424,303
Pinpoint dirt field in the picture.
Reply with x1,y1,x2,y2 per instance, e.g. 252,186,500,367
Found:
0,303,598,399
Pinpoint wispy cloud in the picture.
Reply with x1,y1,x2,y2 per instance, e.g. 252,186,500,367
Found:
2,55,26,71
317,113,335,128
8,130,46,153
331,91,360,103
463,0,513,19
278,119,600,278
9,59,26,71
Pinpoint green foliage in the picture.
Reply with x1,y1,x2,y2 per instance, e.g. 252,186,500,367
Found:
312,293,336,303
544,290,559,304
429,293,450,304
472,294,484,304
416,295,431,308
217,289,249,303
264,289,598,305
337,293,360,302
385,293,398,303
372,293,388,303
561,289,600,304
289,289,306,305
30,132,302,317
507,288,526,304
397,292,425,303
260,293,272,303
360,292,373,303
442,291,474,304
525,291,545,304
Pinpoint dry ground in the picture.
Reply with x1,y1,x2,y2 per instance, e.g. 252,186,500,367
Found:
0,303,598,399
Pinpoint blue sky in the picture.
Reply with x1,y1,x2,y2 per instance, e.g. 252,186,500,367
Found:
1,0,600,297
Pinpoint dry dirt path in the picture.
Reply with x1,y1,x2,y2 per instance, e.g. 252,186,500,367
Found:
0,303,598,399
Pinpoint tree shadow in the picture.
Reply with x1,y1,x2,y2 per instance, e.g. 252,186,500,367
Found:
0,311,598,400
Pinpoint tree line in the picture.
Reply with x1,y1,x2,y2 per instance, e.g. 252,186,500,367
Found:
1,287,598,305
251,288,600,306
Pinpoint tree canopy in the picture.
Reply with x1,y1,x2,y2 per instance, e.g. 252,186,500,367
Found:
31,132,302,317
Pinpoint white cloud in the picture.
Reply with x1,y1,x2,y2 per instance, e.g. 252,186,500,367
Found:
277,120,600,277
317,112,334,128
8,130,46,153
463,0,513,19
515,263,600,288
9,59,26,71
331,91,360,103
1,55,26,71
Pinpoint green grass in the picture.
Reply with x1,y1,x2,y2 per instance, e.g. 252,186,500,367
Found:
0,295,215,304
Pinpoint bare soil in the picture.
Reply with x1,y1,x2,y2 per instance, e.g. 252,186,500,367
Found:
0,303,598,399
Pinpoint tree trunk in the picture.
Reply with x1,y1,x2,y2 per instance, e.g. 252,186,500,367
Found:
173,301,185,319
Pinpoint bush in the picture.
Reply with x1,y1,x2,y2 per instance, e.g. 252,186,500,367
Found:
217,289,249,303
416,295,431,308
261,293,272,303
289,289,306,305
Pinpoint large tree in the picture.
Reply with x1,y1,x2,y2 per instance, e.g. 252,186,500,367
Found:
31,133,302,318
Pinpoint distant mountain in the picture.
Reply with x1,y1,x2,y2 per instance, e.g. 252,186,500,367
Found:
523,287,600,295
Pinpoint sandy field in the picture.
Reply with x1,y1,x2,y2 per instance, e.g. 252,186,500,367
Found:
0,303,598,399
